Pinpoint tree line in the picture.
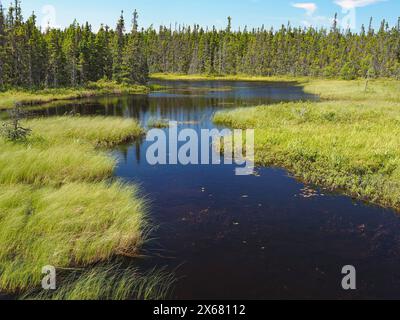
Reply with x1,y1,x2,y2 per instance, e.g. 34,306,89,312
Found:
1,1,400,90
144,14,400,80
0,0,148,89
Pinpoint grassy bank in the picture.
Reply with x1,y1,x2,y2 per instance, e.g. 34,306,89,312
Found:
150,73,306,82
214,80,400,211
0,80,149,110
0,117,144,185
303,79,400,102
0,116,169,300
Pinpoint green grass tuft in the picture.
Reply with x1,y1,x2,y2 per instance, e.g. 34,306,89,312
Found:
147,118,170,129
0,117,144,185
23,263,175,300
0,182,148,292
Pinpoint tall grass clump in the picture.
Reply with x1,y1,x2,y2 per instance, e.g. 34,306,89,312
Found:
0,117,144,185
0,141,114,185
23,264,175,300
147,118,170,129
0,182,147,291
27,116,145,147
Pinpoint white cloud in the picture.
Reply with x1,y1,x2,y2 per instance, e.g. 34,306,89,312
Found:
334,0,385,9
292,3,318,16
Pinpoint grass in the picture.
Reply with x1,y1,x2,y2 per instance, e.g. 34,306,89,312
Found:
0,183,147,292
147,118,170,129
26,116,144,147
0,79,149,110
0,116,167,300
0,117,144,185
150,73,306,82
24,264,175,300
303,79,400,102
0,142,114,185
214,81,400,211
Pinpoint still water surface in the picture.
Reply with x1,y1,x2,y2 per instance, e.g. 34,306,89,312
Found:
23,80,400,299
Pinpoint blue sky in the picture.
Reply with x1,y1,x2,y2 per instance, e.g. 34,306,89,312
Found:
3,0,399,31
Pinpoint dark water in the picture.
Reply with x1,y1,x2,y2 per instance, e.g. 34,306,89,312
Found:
23,80,400,299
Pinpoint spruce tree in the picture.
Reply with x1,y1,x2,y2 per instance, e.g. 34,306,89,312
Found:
122,10,149,84
112,11,125,82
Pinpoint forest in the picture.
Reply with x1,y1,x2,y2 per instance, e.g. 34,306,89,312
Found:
0,1,148,88
1,1,400,90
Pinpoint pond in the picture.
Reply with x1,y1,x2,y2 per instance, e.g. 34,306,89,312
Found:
19,80,400,299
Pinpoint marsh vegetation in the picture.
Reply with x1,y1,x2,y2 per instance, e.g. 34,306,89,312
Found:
0,116,174,299
214,79,400,211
